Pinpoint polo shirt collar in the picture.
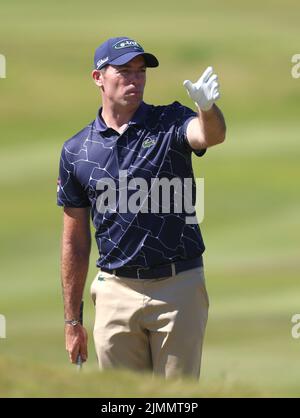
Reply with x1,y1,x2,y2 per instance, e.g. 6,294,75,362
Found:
95,101,149,132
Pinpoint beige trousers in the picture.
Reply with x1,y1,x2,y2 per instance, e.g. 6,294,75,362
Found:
90,266,209,379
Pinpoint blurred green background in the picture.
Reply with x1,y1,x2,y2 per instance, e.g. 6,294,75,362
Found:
0,0,299,397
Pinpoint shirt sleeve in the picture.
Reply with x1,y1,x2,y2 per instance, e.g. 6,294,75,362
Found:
57,145,90,208
173,102,207,157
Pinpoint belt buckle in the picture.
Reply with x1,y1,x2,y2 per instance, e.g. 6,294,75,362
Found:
137,266,150,279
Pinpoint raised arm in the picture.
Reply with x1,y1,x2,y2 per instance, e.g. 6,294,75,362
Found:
183,66,226,150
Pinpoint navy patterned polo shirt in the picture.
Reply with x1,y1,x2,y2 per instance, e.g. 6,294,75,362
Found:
57,101,206,270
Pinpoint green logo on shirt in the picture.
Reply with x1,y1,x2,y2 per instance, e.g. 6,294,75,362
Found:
142,138,156,148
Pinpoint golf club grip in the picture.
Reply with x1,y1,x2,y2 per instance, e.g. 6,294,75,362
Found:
76,301,84,367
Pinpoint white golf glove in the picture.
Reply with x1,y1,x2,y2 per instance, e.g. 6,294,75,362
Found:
183,66,220,111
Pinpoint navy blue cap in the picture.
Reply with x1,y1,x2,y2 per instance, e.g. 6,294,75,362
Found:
94,37,159,70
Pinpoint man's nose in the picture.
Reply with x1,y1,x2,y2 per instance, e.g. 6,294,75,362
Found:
130,71,143,83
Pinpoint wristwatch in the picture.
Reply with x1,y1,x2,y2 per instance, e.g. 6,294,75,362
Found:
64,319,80,326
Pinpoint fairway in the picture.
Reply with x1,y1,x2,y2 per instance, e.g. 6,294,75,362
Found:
0,0,299,397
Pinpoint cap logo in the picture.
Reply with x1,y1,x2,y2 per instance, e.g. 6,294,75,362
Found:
96,56,109,69
113,40,143,50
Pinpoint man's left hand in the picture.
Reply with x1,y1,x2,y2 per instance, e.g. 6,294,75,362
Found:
183,66,220,111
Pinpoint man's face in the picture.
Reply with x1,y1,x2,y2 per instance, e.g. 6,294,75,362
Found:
98,55,146,107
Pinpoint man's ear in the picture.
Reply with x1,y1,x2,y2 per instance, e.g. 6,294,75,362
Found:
92,70,103,87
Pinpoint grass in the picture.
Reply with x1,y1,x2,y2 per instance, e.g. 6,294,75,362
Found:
0,0,300,398
0,355,263,398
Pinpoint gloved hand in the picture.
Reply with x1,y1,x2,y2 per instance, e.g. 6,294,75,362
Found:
183,66,220,111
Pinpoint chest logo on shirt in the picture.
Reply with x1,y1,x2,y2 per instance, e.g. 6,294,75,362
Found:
142,137,156,149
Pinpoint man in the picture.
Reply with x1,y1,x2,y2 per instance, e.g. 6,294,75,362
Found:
57,36,226,379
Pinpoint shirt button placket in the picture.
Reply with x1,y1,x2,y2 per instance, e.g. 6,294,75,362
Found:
117,131,129,168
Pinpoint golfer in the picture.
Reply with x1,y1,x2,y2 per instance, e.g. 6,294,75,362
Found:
57,36,226,379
